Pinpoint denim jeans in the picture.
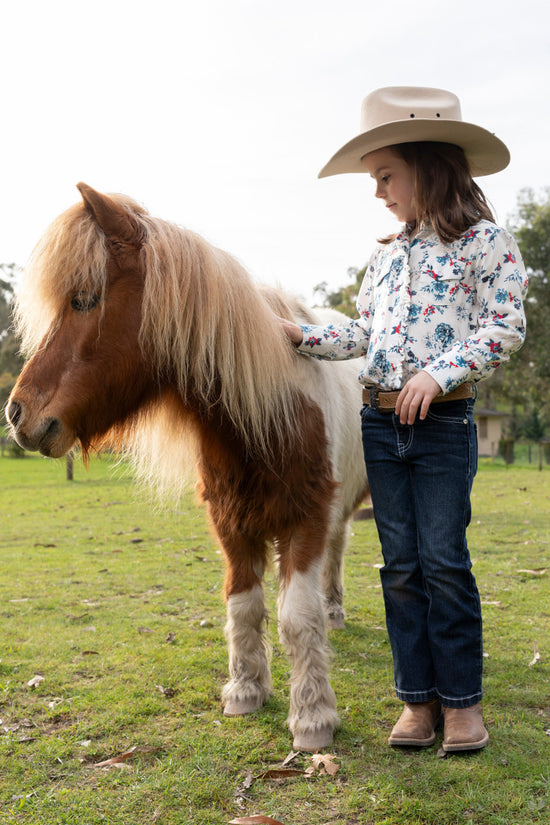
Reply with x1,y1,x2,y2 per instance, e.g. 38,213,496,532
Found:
361,398,483,709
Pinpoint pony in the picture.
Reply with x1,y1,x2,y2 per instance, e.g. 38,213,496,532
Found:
6,184,368,751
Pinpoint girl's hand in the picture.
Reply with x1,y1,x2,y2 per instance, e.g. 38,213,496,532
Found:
395,372,442,425
278,316,304,346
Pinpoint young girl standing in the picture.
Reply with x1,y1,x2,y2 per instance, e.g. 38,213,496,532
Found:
282,87,527,752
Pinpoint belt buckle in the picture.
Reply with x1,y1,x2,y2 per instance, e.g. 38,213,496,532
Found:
370,387,395,414
368,388,380,411
369,388,389,413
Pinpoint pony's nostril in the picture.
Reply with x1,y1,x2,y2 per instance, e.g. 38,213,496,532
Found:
7,400,22,427
44,418,61,440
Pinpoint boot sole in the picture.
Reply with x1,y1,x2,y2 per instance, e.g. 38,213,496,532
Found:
442,733,489,752
388,733,436,747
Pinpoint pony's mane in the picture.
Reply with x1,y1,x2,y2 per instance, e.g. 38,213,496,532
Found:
15,193,307,464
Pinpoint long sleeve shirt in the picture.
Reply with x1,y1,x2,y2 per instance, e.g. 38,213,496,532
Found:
297,220,528,392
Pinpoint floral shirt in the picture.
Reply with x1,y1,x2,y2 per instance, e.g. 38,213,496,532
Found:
298,221,528,392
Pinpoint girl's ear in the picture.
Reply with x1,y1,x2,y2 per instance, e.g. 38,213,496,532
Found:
76,182,145,246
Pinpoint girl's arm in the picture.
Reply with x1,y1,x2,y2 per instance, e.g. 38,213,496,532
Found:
423,227,528,391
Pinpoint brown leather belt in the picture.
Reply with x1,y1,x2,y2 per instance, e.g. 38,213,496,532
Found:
362,382,475,413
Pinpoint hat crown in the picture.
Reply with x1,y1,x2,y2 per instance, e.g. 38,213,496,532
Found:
360,86,463,132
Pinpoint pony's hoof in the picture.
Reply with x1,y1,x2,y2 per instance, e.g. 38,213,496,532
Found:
223,693,265,716
327,613,346,630
326,604,346,630
292,725,334,753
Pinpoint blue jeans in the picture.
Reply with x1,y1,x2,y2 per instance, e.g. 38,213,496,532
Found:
361,398,483,709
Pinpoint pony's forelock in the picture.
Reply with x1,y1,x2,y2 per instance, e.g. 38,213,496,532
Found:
15,203,109,354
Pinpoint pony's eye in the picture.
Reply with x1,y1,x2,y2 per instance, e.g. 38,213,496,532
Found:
70,292,100,312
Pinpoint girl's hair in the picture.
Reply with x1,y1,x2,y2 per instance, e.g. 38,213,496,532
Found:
380,141,496,244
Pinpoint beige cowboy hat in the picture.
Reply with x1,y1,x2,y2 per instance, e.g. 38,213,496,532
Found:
318,86,510,178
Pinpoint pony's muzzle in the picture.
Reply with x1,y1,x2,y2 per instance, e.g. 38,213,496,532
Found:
7,399,22,428
6,398,64,456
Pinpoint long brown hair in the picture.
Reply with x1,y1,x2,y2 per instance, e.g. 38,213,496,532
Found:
381,141,495,244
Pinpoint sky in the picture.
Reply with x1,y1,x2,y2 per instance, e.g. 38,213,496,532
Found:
2,0,549,303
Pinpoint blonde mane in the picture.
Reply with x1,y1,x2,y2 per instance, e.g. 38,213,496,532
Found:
15,194,305,476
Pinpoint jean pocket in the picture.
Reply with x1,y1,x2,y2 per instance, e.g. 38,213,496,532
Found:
425,399,471,425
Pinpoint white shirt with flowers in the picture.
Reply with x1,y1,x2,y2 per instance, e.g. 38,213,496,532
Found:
298,221,528,392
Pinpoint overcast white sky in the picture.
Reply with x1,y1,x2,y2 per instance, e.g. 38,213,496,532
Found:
2,0,548,302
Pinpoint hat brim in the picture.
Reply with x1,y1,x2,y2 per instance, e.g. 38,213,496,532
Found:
318,119,510,178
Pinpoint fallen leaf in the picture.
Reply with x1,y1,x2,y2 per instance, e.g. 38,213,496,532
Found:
93,744,160,768
309,753,340,776
138,627,153,634
258,768,305,780
27,675,45,688
529,644,542,667
281,750,300,767
229,817,286,825
165,632,176,644
236,772,255,791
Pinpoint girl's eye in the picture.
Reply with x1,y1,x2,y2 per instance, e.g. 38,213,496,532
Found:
381,175,390,183
70,292,100,312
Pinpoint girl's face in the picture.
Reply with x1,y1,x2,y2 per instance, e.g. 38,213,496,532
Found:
362,147,417,224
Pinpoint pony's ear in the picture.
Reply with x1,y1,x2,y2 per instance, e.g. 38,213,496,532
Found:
76,182,144,246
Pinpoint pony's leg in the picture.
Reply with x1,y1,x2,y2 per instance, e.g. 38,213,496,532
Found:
278,544,339,752
220,538,272,716
322,518,350,630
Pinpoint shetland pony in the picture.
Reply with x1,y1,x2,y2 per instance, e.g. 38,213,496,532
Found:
6,184,368,751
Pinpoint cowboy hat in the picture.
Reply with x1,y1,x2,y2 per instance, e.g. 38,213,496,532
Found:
318,86,510,178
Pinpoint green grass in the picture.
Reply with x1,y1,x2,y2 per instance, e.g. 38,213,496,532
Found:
0,454,549,824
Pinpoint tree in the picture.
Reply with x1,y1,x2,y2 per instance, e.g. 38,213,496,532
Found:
314,266,366,317
505,189,550,409
522,409,547,471
0,263,24,413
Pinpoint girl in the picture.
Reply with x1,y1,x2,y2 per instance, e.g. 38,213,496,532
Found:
282,87,527,752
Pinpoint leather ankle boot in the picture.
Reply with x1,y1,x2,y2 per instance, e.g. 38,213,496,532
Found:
388,699,441,747
442,703,489,752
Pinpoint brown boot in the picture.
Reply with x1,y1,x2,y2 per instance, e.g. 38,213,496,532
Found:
442,703,489,752
388,699,441,747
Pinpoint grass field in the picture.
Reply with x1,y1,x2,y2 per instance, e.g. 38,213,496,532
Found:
0,453,548,824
